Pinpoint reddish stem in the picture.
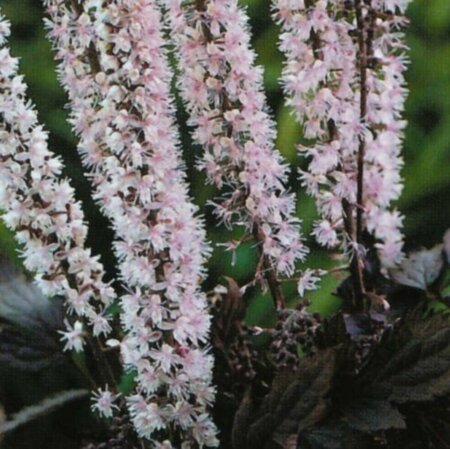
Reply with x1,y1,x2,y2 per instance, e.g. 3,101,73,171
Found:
355,0,368,246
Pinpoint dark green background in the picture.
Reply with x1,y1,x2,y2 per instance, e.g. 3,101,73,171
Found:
0,0,448,446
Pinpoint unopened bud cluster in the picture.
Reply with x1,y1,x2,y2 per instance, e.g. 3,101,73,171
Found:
270,301,320,368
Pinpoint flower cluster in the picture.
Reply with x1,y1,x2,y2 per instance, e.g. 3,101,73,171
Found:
0,14,115,347
45,0,217,445
165,0,308,279
273,0,410,267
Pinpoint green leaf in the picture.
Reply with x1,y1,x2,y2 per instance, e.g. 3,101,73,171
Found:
118,370,137,395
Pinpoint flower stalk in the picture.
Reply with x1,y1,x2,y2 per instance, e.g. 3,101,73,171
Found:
355,0,368,247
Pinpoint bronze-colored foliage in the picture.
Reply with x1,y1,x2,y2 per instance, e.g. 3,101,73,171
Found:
231,301,450,449
232,347,342,449
0,257,65,371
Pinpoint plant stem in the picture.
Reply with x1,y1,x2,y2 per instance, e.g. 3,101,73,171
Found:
253,221,286,310
354,0,368,246
86,334,118,389
352,0,373,311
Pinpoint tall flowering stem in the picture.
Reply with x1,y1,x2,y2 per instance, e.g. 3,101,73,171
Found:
354,0,369,246
0,14,116,363
164,0,309,309
273,0,411,308
45,0,218,445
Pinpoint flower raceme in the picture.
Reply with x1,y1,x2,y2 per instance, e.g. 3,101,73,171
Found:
164,0,309,285
44,0,218,446
273,0,410,268
0,14,115,347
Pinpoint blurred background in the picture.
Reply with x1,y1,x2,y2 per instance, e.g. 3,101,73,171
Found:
0,0,448,447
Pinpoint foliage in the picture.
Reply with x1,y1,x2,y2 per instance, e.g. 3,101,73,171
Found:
229,301,450,449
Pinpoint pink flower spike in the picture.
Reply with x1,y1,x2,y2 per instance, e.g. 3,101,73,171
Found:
164,0,308,280
0,13,115,342
45,0,217,445
272,0,410,268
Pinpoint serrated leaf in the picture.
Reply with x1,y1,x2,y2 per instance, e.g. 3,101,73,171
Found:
359,312,450,405
389,245,445,290
241,347,341,449
385,328,450,404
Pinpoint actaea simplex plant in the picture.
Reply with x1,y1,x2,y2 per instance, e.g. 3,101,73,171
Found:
0,1,449,448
